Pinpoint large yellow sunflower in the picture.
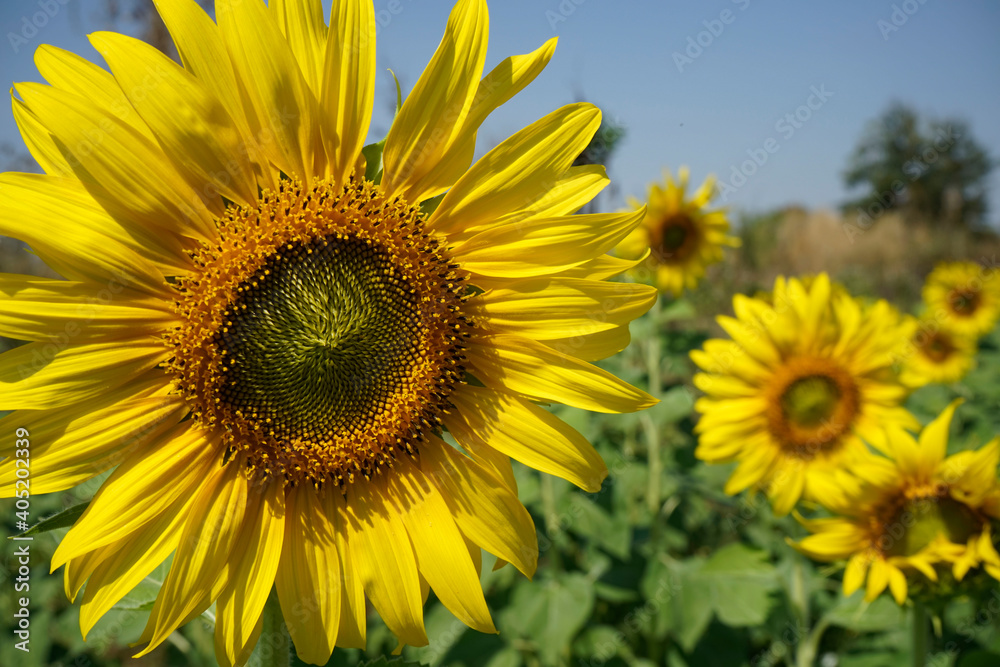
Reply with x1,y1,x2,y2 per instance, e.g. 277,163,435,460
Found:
690,274,919,516
792,401,1000,604
614,167,740,297
0,0,657,664
922,260,1000,338
897,315,977,389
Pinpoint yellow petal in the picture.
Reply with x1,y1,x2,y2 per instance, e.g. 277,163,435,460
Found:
474,277,655,339
91,31,259,207
273,0,327,92
11,95,72,176
886,565,908,604
79,490,193,638
15,82,216,239
448,385,607,492
865,558,890,601
381,0,488,202
327,490,366,649
915,399,963,472
0,341,167,411
320,0,376,184
276,486,341,665
136,460,249,656
344,478,427,647
215,481,286,667
421,434,538,577
767,463,806,517
429,102,601,237
554,251,648,281
50,421,219,570
466,333,656,414
389,456,496,634
457,208,645,279
151,0,272,187
403,36,558,207
0,275,174,342
0,387,184,496
34,44,156,142
0,172,188,281
542,324,632,362
216,0,323,180
843,553,870,596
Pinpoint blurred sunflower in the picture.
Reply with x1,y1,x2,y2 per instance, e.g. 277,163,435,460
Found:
614,167,740,297
0,0,657,664
792,401,1000,604
922,260,1000,338
898,316,977,388
690,274,918,516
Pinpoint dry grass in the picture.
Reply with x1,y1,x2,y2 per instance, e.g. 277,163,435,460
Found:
689,207,1000,327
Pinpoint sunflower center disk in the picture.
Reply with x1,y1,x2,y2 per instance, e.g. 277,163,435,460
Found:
781,376,840,428
167,177,471,486
884,495,982,558
653,215,696,263
217,236,426,439
766,358,860,459
948,288,980,316
919,331,955,364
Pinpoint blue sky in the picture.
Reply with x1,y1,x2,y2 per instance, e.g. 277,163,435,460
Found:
1,0,998,222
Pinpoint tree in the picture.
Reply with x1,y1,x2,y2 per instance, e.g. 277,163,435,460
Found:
842,103,992,228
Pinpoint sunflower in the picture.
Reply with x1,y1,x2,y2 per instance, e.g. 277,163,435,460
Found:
922,260,1000,339
897,315,977,389
614,167,740,297
0,0,658,663
792,401,1000,604
690,274,919,516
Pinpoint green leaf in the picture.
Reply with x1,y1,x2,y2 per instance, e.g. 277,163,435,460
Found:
696,543,779,627
957,651,1000,667
359,658,428,667
499,574,595,665
823,592,908,632
665,544,779,651
563,493,632,559
572,625,623,660
659,298,697,323
362,138,385,184
13,500,89,537
646,385,695,425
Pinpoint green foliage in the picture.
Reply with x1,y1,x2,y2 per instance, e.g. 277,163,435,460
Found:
843,103,993,227
15,500,90,537
2,309,999,667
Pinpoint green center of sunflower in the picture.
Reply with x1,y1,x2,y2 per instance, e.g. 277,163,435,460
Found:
781,375,841,428
653,214,696,263
884,495,981,558
765,358,860,459
167,176,471,486
215,235,428,441
948,288,980,316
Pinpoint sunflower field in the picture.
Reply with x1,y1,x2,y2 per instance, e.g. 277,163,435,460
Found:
1,1,1000,667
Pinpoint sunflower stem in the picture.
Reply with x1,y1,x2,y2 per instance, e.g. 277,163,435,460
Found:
646,296,663,533
249,588,293,667
912,603,929,667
